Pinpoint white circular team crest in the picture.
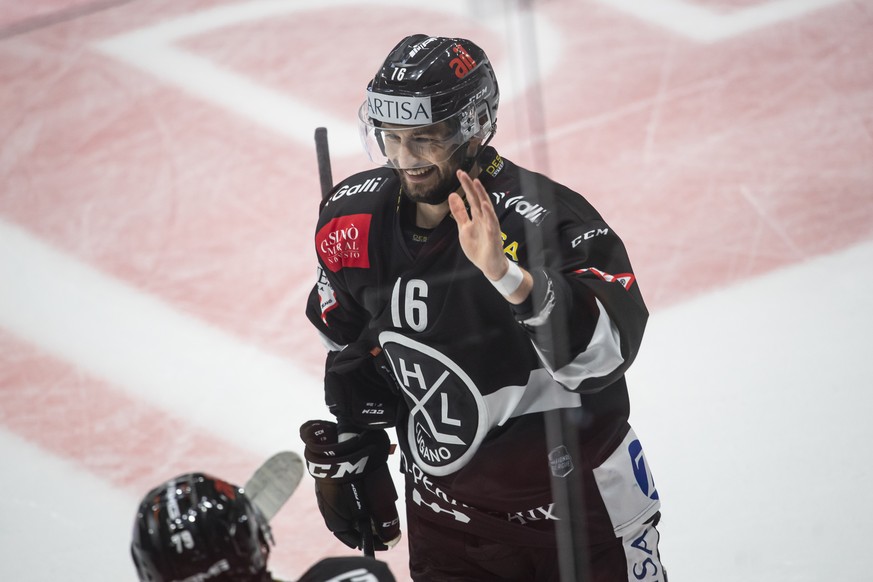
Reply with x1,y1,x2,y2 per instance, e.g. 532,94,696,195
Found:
379,332,488,476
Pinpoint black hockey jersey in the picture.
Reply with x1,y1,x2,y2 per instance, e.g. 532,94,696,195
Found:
305,147,659,546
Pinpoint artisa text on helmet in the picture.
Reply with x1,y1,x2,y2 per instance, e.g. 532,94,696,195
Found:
367,93,432,125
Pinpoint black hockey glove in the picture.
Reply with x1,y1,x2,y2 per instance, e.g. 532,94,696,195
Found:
300,420,401,552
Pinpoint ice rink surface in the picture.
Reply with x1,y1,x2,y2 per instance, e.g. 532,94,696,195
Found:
2,0,872,580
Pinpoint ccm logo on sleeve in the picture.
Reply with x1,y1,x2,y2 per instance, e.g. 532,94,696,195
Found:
316,214,371,272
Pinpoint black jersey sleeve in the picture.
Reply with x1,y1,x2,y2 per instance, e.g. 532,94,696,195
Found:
506,172,648,394
305,265,399,430
304,170,401,431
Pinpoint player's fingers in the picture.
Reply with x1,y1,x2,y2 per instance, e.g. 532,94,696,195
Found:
457,170,482,217
468,175,497,228
448,192,470,226
472,178,496,220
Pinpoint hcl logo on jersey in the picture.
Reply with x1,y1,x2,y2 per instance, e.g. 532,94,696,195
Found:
629,439,659,501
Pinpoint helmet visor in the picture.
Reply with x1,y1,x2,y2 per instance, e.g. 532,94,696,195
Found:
358,101,472,170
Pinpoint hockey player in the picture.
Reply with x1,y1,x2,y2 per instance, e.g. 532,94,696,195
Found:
301,34,666,581
130,472,396,581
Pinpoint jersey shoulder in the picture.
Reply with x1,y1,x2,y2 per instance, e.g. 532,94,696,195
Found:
481,148,601,229
320,167,398,221
314,168,397,276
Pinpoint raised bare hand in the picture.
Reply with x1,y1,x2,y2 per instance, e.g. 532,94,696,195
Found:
448,170,508,281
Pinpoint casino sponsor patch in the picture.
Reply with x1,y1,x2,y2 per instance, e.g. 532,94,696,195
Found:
316,214,371,272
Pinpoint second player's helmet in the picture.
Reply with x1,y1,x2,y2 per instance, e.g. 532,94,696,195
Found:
130,472,273,582
359,34,500,169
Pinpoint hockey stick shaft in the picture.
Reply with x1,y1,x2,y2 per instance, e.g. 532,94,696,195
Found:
315,127,334,200
313,127,376,559
358,516,376,558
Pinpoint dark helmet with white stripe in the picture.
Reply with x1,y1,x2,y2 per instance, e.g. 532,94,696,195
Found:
130,473,273,582
359,34,499,169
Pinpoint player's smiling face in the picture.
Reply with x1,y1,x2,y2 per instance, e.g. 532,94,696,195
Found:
382,121,471,205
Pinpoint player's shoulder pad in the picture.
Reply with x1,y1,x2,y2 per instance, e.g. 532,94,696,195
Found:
320,168,397,216
486,162,562,230
490,159,603,230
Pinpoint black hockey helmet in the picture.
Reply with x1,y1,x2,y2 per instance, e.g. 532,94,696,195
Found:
359,34,499,169
130,472,273,582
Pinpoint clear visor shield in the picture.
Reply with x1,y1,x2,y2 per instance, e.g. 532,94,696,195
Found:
358,101,478,170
